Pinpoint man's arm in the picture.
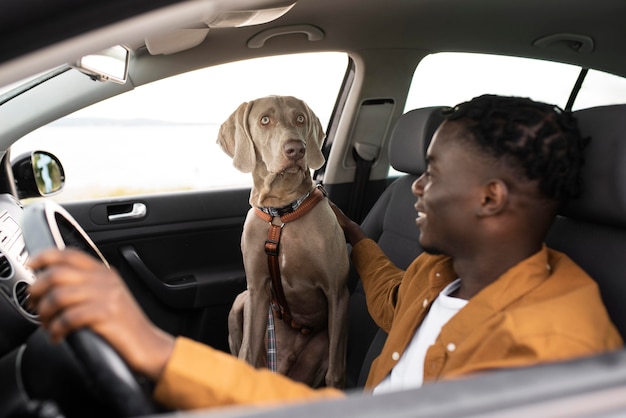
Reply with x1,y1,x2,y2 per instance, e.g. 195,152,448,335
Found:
27,249,343,410
330,202,405,331
155,337,343,410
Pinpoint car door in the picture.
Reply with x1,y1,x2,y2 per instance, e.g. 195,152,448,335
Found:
61,188,250,352
11,53,349,353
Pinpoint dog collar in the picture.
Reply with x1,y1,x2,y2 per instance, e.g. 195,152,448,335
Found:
256,185,327,218
257,191,312,217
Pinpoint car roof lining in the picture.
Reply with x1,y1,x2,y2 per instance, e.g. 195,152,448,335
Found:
4,0,626,89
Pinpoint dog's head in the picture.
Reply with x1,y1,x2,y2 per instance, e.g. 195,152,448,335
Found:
217,96,326,175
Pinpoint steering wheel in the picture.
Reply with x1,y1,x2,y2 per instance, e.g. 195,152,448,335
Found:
22,200,159,417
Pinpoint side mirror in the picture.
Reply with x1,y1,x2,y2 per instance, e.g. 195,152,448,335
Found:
12,151,65,199
73,45,130,84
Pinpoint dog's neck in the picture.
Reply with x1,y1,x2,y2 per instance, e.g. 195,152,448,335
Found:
257,188,315,217
250,167,314,209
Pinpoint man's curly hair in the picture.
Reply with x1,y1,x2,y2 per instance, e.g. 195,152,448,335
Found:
443,94,589,201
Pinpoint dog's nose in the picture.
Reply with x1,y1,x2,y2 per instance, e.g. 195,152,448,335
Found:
283,140,306,161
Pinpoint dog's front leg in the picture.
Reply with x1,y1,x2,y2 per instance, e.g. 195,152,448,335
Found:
325,287,350,388
239,283,271,369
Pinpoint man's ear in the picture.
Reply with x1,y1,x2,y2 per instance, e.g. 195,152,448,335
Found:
477,179,508,216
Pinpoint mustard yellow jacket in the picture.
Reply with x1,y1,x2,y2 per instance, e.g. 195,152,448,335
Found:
353,240,623,389
152,240,622,410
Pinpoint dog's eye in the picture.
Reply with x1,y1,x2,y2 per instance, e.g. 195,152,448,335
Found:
260,116,270,125
296,114,306,124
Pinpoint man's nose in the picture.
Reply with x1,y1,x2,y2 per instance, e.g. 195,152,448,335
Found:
412,174,425,197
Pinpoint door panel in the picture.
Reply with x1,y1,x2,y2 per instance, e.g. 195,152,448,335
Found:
62,188,251,352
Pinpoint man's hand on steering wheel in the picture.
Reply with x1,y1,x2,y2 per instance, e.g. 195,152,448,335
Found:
27,248,175,382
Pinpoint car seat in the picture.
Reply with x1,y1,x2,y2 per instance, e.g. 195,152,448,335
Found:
345,106,447,388
546,104,626,339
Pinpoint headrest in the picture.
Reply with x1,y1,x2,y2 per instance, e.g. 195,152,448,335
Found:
389,106,448,175
560,105,626,228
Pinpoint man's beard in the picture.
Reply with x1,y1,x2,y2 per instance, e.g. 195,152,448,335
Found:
420,238,451,256
422,245,444,255
418,230,449,256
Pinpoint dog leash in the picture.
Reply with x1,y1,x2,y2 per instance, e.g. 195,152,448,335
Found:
254,185,327,335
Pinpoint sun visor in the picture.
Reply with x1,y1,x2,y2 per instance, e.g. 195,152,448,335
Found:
145,1,296,55
146,28,210,55
207,3,296,28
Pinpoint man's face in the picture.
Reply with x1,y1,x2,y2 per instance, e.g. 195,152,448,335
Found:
412,120,489,256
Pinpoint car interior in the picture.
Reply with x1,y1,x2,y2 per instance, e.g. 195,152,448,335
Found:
1,0,626,417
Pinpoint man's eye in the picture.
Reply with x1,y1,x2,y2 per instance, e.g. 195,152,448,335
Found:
261,116,270,125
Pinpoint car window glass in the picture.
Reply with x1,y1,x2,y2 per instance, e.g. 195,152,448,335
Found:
393,52,626,176
405,52,626,112
11,52,348,202
405,52,586,112
572,69,626,110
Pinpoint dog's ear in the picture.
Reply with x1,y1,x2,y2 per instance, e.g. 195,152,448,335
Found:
303,101,326,170
217,101,256,173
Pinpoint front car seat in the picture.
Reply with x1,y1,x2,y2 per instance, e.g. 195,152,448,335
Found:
345,106,448,388
546,104,626,340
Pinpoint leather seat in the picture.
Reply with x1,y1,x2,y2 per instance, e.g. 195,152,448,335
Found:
546,104,626,339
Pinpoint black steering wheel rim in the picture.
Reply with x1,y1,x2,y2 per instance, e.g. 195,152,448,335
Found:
22,200,158,417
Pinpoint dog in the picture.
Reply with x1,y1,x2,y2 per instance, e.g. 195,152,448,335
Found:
217,96,349,388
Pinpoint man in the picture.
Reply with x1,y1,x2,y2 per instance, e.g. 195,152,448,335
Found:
28,95,622,410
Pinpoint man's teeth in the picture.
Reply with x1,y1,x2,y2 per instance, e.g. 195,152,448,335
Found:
418,212,427,218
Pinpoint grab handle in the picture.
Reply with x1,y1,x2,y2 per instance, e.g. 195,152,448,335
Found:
107,202,147,222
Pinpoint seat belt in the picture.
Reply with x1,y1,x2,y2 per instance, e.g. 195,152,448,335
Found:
348,142,379,222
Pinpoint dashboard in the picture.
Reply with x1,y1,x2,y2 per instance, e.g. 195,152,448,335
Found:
0,194,38,356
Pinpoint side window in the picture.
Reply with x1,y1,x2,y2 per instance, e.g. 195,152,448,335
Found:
405,52,626,113
572,70,626,110
391,52,626,177
11,52,348,202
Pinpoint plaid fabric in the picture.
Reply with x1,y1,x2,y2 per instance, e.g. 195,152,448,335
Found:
266,306,277,373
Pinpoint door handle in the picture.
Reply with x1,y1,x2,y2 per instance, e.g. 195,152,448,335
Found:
107,202,147,222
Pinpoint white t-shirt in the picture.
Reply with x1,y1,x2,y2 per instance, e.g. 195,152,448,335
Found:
373,278,467,395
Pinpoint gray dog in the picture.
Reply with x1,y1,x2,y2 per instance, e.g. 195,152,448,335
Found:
218,95,349,388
